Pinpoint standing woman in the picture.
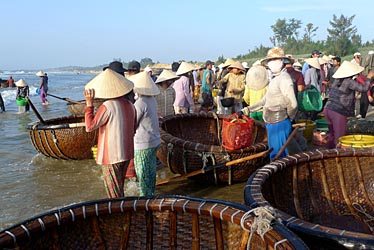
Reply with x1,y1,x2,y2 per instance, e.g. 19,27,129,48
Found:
129,72,161,196
15,79,30,112
242,65,269,121
217,61,246,113
240,47,298,160
155,69,178,118
304,58,323,120
36,71,49,105
84,69,136,198
173,62,197,114
323,61,373,149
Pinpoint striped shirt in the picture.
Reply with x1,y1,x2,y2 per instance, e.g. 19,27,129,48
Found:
85,98,136,165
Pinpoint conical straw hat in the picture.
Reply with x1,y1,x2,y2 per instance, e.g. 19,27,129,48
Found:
246,65,268,90
222,58,236,68
36,71,44,77
332,60,364,79
305,58,320,70
322,55,331,62
155,69,179,84
293,61,302,68
228,61,245,71
319,58,328,65
129,71,160,96
15,79,28,87
176,62,196,76
85,69,134,99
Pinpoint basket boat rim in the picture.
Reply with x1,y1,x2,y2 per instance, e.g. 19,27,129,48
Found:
245,147,374,244
0,195,308,250
26,115,86,130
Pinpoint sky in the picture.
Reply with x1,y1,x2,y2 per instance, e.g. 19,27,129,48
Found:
1,0,372,70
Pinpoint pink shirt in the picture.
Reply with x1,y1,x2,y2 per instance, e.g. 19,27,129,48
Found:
173,75,194,107
85,98,136,165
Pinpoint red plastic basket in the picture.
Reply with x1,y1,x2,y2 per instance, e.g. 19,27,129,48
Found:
222,114,254,150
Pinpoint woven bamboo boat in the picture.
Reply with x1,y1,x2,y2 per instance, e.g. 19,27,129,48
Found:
0,196,309,249
245,148,374,249
67,99,105,115
26,115,98,160
157,113,268,184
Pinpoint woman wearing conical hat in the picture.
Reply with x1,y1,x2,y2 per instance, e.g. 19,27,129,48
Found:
15,79,30,112
173,62,197,114
240,47,298,160
129,71,160,196
323,61,374,149
217,61,246,113
155,69,178,118
36,71,49,105
242,65,269,122
84,69,136,198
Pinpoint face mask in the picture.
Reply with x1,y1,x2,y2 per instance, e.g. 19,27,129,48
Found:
267,59,283,74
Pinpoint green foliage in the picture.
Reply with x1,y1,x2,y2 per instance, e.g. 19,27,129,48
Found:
237,13,373,61
325,14,358,56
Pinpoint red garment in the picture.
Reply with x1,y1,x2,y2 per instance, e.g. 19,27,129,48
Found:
355,74,367,85
286,67,305,95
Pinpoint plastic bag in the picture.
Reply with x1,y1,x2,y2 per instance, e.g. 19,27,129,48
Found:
222,114,254,150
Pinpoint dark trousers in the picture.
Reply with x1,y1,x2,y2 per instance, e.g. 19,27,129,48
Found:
360,94,370,118
0,93,5,112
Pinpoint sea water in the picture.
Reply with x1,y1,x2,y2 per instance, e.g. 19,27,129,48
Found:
0,72,244,230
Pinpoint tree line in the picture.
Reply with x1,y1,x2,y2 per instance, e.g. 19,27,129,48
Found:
115,14,373,69
231,14,374,63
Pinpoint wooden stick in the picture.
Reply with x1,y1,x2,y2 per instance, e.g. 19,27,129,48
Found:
47,93,81,104
273,124,303,160
156,148,272,186
27,97,45,124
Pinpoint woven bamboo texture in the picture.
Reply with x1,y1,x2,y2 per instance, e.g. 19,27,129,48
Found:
157,113,269,184
245,148,374,249
0,196,308,250
67,99,104,115
26,115,98,160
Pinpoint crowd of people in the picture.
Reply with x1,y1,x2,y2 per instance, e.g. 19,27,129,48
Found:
3,48,373,198
79,50,374,198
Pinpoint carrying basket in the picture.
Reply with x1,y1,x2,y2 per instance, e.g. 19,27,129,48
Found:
157,113,268,184
245,148,374,249
297,86,322,112
16,97,28,106
222,114,254,150
0,196,308,250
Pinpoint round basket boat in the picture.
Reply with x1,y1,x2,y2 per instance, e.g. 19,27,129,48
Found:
157,113,268,184
245,148,374,249
26,115,98,160
0,196,308,249
67,99,105,115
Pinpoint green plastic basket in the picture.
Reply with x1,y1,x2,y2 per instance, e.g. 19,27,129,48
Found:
16,97,28,106
297,86,322,112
